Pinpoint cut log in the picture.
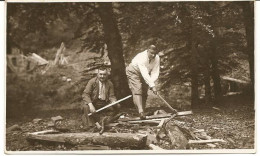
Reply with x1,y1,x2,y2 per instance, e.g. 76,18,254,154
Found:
165,122,188,149
77,145,111,150
148,144,165,150
27,132,147,149
118,113,172,122
188,139,226,144
29,129,60,135
177,111,193,116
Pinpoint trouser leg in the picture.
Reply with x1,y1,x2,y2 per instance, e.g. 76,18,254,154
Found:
142,84,149,112
133,94,143,114
81,104,95,128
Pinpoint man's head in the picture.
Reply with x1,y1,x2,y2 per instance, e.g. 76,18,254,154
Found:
97,67,108,82
147,45,158,60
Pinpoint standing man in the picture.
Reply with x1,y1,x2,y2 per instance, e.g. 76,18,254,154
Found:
81,67,119,130
126,45,160,119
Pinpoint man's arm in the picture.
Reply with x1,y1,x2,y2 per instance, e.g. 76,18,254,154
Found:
82,79,96,112
150,56,160,82
82,79,94,104
138,62,155,88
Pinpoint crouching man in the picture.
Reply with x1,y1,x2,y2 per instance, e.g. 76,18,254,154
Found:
81,67,119,132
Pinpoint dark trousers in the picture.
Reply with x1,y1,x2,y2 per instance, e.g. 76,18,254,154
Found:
81,99,115,128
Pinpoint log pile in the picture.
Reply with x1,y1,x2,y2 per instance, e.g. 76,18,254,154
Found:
26,110,226,150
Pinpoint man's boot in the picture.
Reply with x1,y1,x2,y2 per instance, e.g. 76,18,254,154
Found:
133,94,146,120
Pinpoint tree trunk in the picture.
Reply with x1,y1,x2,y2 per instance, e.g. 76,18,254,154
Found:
207,4,222,106
210,51,222,106
240,1,254,90
191,40,199,109
183,4,199,109
97,3,131,102
204,52,211,106
27,132,147,149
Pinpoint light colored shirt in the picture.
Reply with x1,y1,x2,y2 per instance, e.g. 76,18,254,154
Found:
131,50,160,88
98,81,106,100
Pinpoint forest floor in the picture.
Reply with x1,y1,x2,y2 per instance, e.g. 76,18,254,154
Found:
5,93,255,151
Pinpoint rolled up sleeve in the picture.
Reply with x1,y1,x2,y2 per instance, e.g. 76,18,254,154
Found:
151,57,160,83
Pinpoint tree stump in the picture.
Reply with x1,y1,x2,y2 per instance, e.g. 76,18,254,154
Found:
165,121,188,149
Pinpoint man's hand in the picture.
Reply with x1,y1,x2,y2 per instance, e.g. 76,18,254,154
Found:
88,103,96,113
151,87,158,95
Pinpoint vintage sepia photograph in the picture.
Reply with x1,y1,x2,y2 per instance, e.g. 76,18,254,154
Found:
5,0,255,153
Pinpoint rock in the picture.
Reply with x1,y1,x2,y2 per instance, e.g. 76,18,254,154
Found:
47,122,55,127
51,116,63,122
33,118,43,124
7,124,22,132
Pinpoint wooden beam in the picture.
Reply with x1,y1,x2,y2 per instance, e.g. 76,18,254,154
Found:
188,139,226,144
118,113,172,122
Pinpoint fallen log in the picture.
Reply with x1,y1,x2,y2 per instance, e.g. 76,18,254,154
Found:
188,139,226,144
29,129,60,135
27,132,147,149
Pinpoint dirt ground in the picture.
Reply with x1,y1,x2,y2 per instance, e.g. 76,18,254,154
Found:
5,94,255,151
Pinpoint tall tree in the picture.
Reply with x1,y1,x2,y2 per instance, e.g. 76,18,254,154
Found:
240,1,254,87
97,3,131,100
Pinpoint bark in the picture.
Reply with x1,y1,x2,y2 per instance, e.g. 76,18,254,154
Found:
240,1,254,89
97,3,131,102
165,122,188,149
27,132,147,149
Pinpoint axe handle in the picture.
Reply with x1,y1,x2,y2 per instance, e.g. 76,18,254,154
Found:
157,94,177,113
88,95,132,116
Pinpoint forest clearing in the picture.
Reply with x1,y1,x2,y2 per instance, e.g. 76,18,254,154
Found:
6,1,255,152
